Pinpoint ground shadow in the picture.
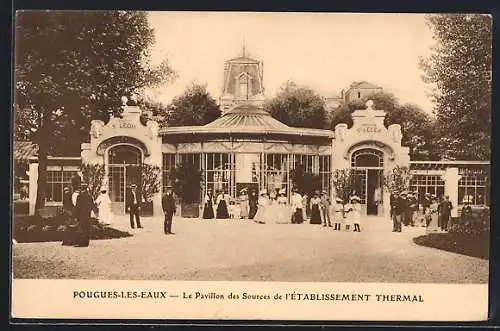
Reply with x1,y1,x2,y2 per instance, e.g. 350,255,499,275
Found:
413,233,489,260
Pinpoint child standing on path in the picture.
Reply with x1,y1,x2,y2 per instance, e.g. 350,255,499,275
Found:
332,197,344,231
351,195,362,232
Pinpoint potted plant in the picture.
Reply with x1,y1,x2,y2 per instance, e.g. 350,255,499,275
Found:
139,163,161,216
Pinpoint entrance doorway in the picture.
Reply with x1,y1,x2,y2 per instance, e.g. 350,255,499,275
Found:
107,145,142,215
351,148,384,215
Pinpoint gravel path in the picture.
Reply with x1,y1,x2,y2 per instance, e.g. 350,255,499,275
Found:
12,216,488,283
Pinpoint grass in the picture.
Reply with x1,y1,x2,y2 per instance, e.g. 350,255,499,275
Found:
413,233,489,260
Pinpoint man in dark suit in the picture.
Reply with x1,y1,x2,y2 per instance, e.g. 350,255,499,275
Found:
74,182,95,247
162,185,176,234
126,184,142,229
439,195,453,231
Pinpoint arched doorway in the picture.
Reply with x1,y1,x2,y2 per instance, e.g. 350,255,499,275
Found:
351,148,384,215
107,145,143,214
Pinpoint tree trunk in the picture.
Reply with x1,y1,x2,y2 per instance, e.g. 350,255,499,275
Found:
34,110,50,213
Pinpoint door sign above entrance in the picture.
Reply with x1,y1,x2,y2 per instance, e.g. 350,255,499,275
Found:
119,121,136,129
356,124,382,134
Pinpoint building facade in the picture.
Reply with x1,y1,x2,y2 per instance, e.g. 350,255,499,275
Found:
22,52,489,218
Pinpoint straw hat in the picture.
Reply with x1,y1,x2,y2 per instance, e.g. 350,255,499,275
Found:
279,188,286,195
259,189,267,195
335,197,343,203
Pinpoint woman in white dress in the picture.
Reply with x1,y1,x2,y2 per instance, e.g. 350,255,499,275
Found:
254,190,269,224
95,188,113,225
275,188,290,224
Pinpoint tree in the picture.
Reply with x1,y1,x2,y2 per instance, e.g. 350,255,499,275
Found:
160,83,221,127
15,11,176,211
265,81,328,129
80,163,105,202
289,164,322,196
383,166,412,195
140,164,162,203
330,91,438,159
170,162,202,204
331,169,355,209
420,14,492,160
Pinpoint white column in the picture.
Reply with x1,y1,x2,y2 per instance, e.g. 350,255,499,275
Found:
28,163,38,215
443,167,461,218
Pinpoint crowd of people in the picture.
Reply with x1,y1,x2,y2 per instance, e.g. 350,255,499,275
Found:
389,190,474,233
59,175,476,244
200,186,477,234
200,187,366,232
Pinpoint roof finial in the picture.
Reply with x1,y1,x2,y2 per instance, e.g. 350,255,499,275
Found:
242,38,246,57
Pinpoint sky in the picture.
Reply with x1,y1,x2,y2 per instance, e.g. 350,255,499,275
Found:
146,12,436,112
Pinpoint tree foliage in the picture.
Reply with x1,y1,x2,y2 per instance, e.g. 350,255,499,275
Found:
289,164,322,196
170,162,202,204
80,163,105,201
265,81,328,129
420,14,492,160
15,11,176,210
140,164,162,203
331,168,355,206
383,166,412,195
156,83,221,127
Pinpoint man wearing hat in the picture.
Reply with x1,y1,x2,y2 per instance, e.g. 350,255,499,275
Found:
406,192,417,227
126,183,142,229
391,191,405,232
320,190,332,228
73,182,95,247
162,185,176,234
439,195,453,231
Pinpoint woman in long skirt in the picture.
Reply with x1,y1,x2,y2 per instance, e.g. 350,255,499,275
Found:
275,189,290,224
202,192,215,219
309,192,322,224
254,190,269,224
95,188,113,225
426,195,440,233
239,189,249,219
216,191,229,219
291,188,304,224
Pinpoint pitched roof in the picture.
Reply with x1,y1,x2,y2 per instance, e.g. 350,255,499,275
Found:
13,141,38,160
160,104,334,139
349,81,382,89
204,104,289,131
226,56,260,63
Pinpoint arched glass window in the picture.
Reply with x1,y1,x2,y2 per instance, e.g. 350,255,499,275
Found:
108,145,141,164
351,148,384,168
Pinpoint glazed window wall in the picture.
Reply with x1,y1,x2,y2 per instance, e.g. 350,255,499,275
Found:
204,153,235,198
458,173,488,206
262,154,289,196
162,154,176,193
409,175,445,200
45,170,77,203
319,155,331,195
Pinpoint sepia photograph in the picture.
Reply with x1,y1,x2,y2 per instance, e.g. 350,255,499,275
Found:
11,11,491,321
